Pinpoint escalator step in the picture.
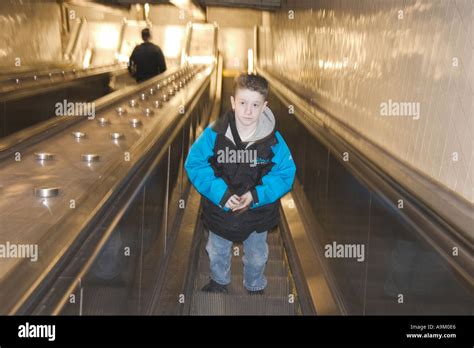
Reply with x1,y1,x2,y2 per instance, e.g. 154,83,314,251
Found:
81,286,129,315
225,296,296,315
191,292,296,315
191,292,226,315
194,274,291,298
266,231,283,244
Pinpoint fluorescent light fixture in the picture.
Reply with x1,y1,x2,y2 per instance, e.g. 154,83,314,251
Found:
82,48,92,68
164,26,185,58
170,0,205,21
248,48,254,74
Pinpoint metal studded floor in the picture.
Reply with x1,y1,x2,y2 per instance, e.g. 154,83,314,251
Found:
189,228,301,315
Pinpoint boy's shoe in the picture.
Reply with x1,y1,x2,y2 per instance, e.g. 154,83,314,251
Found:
201,279,228,294
247,289,265,295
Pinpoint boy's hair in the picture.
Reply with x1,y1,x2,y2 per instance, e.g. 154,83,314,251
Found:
233,73,269,100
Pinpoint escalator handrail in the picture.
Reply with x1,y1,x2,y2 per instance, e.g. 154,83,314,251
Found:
0,63,126,94
0,67,179,160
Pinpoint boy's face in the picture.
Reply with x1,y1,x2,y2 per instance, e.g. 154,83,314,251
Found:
231,88,268,128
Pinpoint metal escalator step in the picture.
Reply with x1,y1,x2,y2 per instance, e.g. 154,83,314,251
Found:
224,295,296,315
194,274,291,298
191,292,296,315
198,258,289,277
233,274,291,297
190,292,226,315
269,244,284,260
81,286,129,315
266,231,283,244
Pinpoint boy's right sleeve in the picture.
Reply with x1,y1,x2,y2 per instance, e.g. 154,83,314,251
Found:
184,127,233,210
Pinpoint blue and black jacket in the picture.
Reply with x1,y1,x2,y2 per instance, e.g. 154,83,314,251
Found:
184,107,296,242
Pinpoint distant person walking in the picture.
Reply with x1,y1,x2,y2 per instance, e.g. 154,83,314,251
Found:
128,28,167,83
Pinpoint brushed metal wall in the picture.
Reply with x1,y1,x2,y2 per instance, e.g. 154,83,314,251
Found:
266,71,473,315
259,0,472,202
0,0,62,68
0,2,184,70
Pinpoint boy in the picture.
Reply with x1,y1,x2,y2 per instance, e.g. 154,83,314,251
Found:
184,73,296,294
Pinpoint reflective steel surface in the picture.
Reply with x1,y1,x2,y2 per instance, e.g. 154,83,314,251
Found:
0,66,205,310
265,83,472,315
0,1,62,67
259,0,472,202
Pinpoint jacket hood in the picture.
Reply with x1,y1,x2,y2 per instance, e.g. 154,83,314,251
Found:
212,106,276,148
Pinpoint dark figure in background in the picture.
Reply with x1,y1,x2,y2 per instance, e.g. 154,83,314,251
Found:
128,28,167,83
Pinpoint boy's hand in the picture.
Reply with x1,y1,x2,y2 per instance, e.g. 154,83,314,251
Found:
232,191,253,211
225,194,241,210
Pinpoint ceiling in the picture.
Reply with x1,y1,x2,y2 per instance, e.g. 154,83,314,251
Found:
93,0,281,11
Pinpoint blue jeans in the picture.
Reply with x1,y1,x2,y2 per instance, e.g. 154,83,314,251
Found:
206,230,269,291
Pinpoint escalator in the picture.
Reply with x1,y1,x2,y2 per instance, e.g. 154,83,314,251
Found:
1,38,470,316
4,59,470,316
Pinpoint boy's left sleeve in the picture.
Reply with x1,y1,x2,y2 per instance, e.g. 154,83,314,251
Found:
249,131,296,209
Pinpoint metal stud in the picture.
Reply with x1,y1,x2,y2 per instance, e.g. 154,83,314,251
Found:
110,132,124,140
71,131,86,138
34,187,60,198
81,153,100,162
129,118,142,127
97,117,109,125
116,107,127,115
34,152,55,161
144,108,154,116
